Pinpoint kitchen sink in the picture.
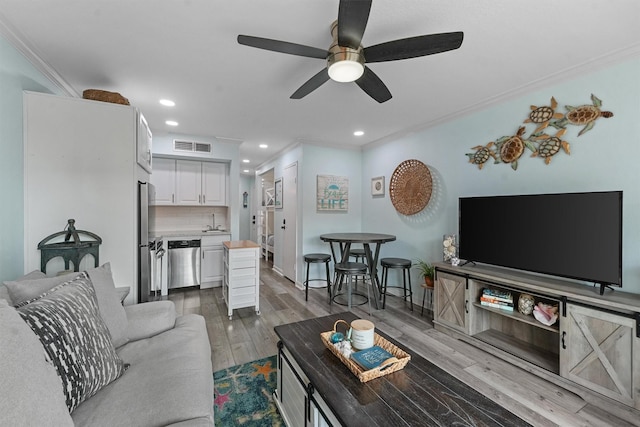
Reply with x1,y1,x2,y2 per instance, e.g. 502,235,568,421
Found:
202,229,227,233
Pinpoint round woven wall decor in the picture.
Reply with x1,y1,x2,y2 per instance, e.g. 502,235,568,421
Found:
389,159,433,215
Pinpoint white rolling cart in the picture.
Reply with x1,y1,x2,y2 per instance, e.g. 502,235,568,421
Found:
222,240,261,320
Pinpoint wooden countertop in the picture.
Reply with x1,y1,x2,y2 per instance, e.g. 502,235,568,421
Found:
223,240,260,249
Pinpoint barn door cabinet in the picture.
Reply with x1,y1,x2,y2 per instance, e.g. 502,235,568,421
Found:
433,271,469,333
560,303,639,408
433,262,640,411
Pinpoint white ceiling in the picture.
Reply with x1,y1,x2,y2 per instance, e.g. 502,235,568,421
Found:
1,1,639,173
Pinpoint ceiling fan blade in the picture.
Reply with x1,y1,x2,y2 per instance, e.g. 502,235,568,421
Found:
290,69,330,99
356,66,392,103
337,0,372,48
364,32,464,63
238,35,328,59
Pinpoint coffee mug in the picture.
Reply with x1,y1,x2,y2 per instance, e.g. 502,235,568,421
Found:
350,319,375,350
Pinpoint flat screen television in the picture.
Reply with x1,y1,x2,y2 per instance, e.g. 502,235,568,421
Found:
458,191,622,294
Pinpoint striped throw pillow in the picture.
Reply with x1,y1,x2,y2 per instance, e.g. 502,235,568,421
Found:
16,272,126,412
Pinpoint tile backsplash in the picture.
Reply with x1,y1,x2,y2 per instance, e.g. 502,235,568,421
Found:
152,206,228,233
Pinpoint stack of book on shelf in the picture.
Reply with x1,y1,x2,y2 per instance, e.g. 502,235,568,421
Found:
480,288,514,311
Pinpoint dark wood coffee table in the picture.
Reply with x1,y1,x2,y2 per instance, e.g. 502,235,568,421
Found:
274,312,530,426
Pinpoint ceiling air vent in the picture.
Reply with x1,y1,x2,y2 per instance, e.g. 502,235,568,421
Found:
195,143,212,153
173,139,212,154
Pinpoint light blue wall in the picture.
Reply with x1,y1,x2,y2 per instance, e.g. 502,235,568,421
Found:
301,144,363,253
0,36,63,281
362,58,640,295
300,144,363,282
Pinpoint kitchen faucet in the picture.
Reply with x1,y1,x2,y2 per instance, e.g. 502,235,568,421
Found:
211,212,215,230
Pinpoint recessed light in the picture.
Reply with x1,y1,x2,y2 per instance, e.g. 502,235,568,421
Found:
242,159,250,163
159,99,175,107
259,144,268,149
354,130,364,136
243,169,250,173
165,120,178,126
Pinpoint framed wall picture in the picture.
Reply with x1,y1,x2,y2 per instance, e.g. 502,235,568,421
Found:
317,175,348,212
371,176,385,196
274,178,283,209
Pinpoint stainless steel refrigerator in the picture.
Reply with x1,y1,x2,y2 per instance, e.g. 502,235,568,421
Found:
138,181,155,303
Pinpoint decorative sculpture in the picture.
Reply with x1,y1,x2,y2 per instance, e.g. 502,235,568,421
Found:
37,219,102,274
466,94,613,170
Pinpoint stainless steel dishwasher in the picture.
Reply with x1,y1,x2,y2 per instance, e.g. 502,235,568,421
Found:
167,239,201,289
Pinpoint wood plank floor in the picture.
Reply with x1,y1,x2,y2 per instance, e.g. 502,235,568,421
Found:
167,260,639,427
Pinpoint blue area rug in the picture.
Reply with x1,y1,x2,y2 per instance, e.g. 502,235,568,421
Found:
213,355,284,426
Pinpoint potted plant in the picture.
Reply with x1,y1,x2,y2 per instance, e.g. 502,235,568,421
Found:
414,260,435,287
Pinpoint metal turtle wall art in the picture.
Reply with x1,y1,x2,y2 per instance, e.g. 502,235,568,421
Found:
466,93,613,170
531,129,570,164
495,127,537,170
523,96,564,133
550,94,614,136
466,141,497,169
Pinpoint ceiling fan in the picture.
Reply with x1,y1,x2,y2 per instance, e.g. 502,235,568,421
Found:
237,0,463,103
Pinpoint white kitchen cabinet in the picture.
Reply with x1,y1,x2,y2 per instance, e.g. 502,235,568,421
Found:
171,160,227,206
151,157,177,205
202,162,227,206
223,240,260,320
176,160,202,205
136,112,153,173
200,234,230,288
23,91,146,304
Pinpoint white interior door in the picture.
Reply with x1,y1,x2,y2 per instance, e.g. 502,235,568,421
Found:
282,163,297,281
250,176,262,243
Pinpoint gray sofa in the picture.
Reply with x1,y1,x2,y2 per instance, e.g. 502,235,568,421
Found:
0,263,214,426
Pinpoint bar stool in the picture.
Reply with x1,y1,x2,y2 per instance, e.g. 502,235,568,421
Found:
349,248,367,289
303,253,332,301
349,248,367,263
380,258,413,311
332,262,371,314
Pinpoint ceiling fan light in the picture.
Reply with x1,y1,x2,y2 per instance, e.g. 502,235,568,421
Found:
328,60,364,82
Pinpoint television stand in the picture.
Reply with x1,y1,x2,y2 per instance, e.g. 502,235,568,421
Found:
433,262,640,414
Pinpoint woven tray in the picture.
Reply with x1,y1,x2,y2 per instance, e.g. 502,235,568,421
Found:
389,159,432,215
82,89,130,105
320,320,410,383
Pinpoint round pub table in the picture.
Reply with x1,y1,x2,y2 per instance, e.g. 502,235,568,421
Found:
320,233,396,309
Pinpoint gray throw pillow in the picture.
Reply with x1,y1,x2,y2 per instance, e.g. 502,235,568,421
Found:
85,263,129,348
1,269,47,305
5,263,129,348
16,273,127,413
0,299,74,426
5,273,74,306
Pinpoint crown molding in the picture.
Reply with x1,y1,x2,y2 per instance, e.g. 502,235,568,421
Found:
0,12,79,97
366,43,640,151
